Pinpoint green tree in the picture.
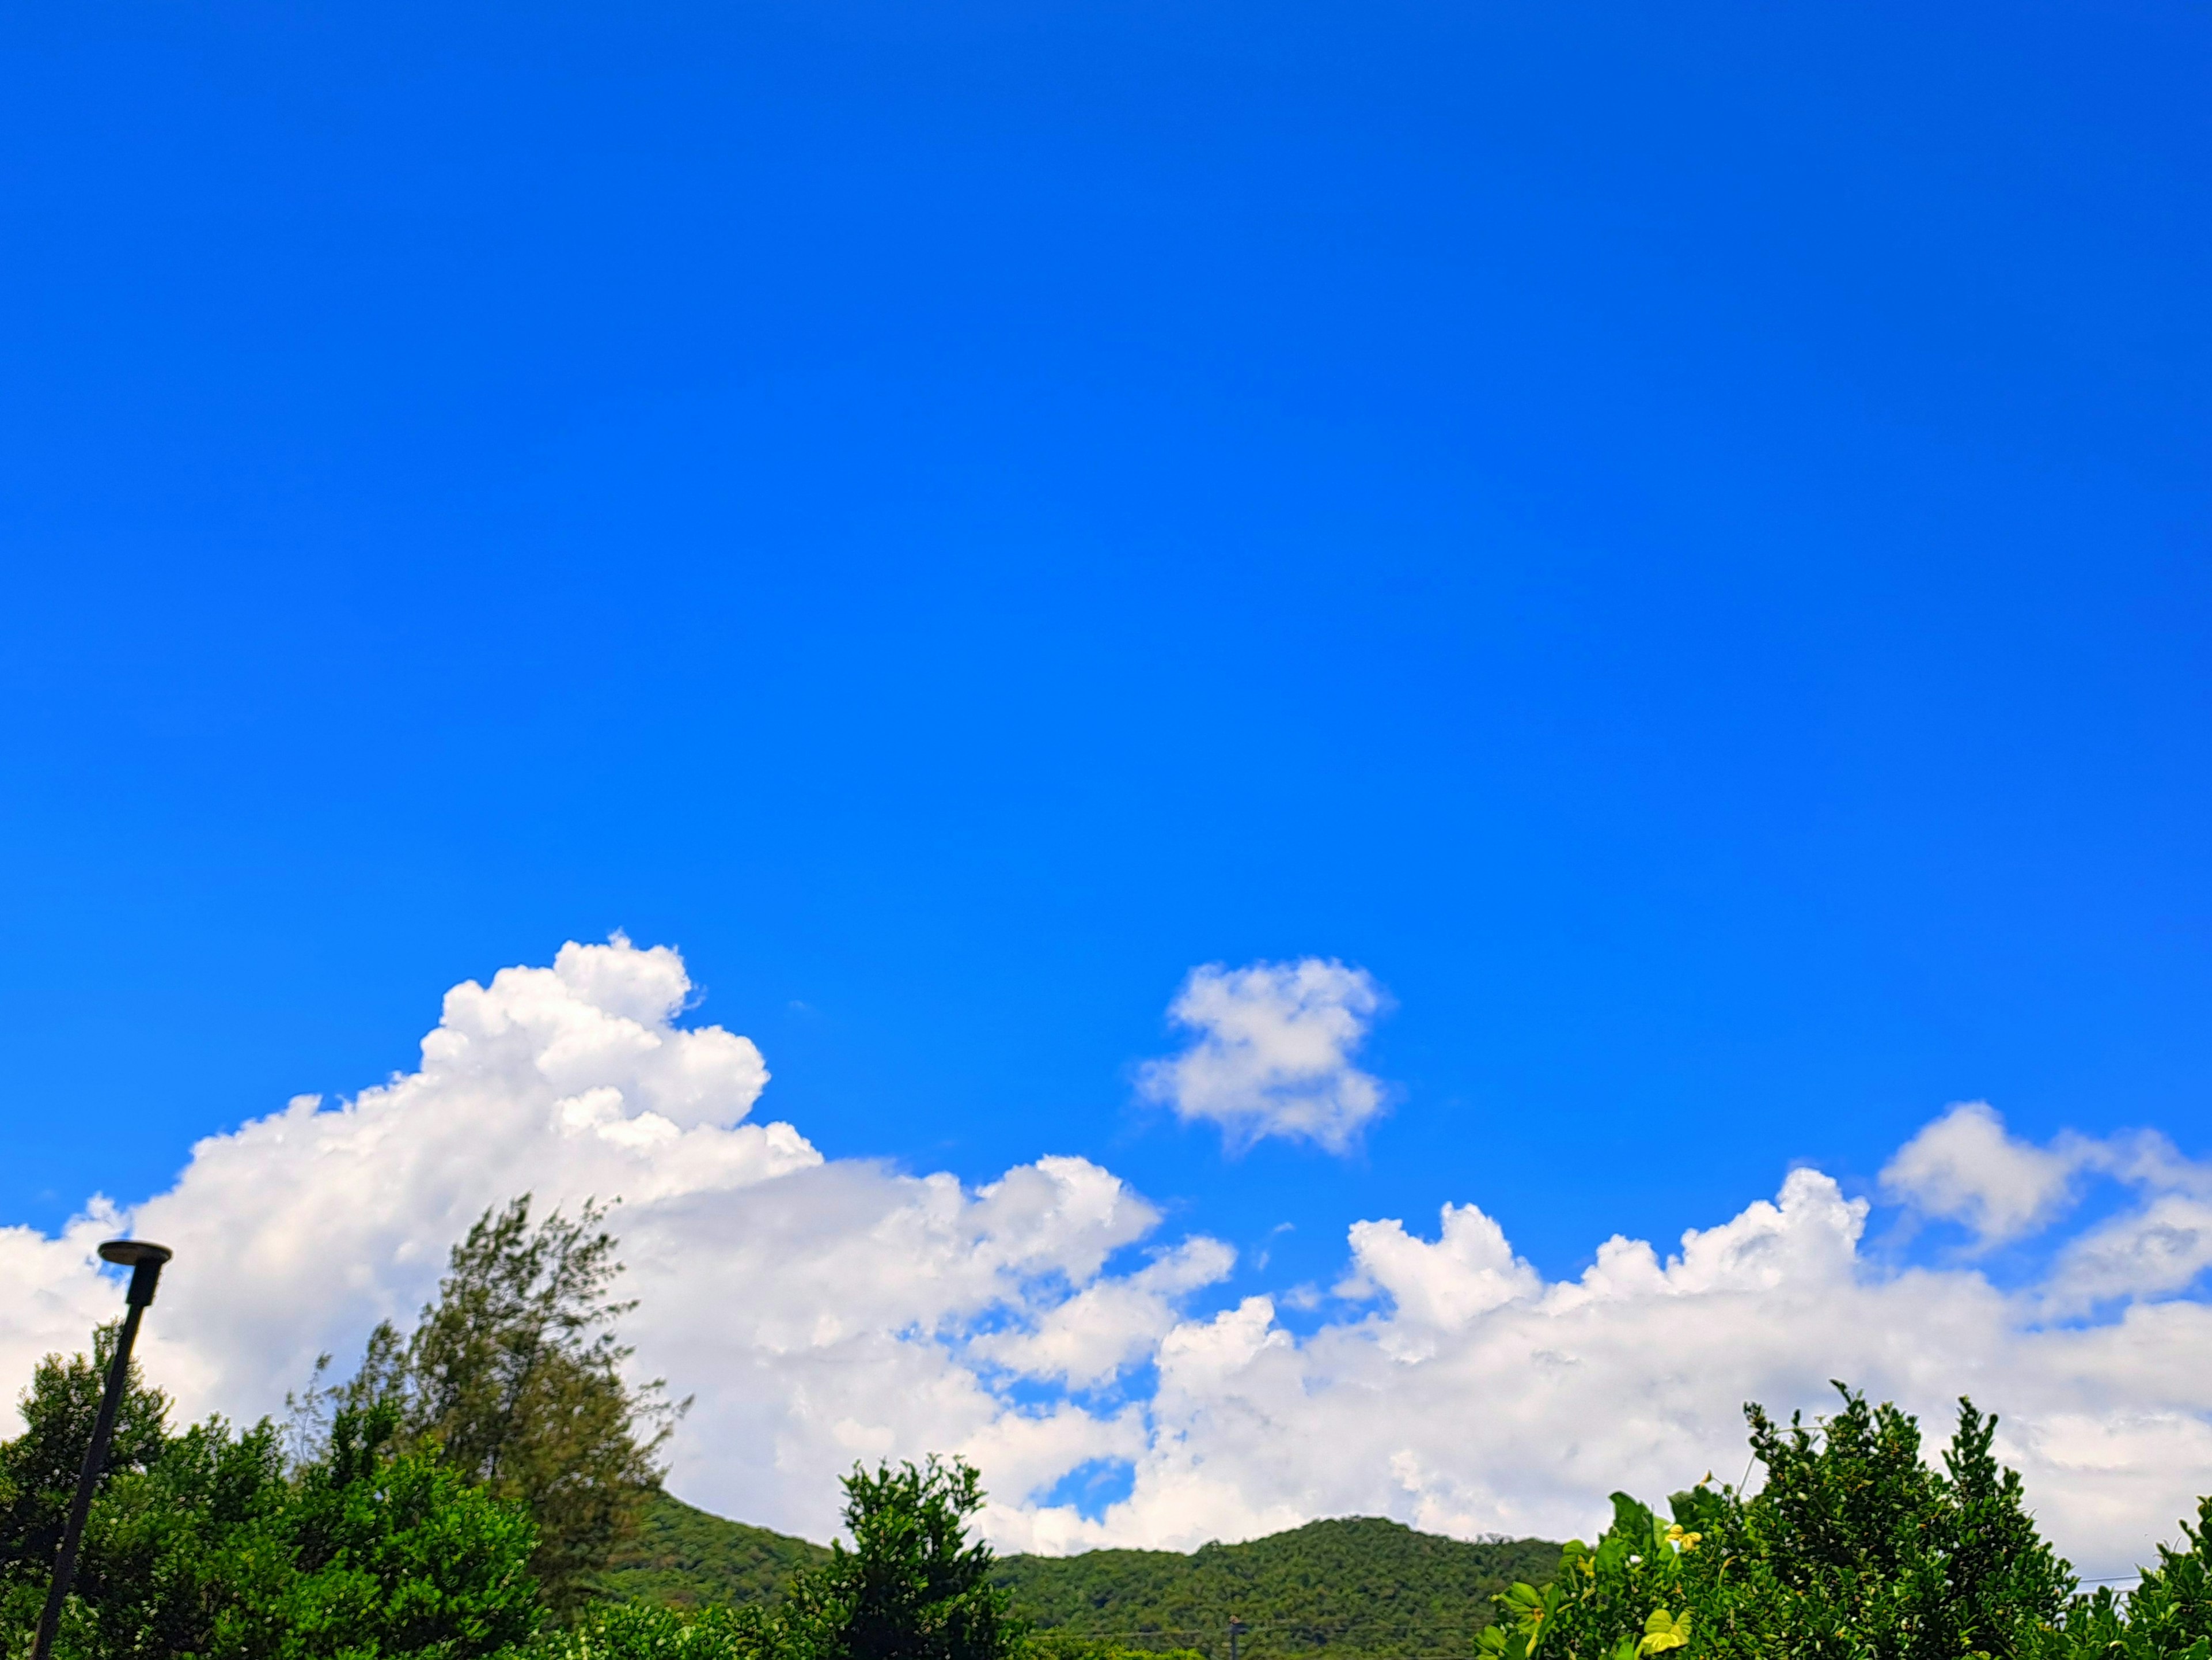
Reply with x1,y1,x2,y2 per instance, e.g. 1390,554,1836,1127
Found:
783,1458,1024,1660
2057,1496,2212,1660
0,1322,174,1644
331,1197,683,1614
1700,1389,2076,1660
0,1331,540,1660
1483,1386,2078,1660
253,1404,544,1660
527,1598,778,1660
1024,1636,1207,1660
0,1322,172,1612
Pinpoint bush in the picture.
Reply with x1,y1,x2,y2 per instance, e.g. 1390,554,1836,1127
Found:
1480,1385,2212,1660
0,1334,539,1660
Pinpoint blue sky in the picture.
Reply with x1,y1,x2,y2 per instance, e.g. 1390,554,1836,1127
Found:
2,0,2210,1544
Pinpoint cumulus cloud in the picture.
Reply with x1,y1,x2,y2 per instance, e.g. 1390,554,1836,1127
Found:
1881,1103,2212,1313
4,941,2211,1579
0,939,1180,1546
1136,959,1390,1152
1881,1101,2082,1245
971,1238,1237,1389
2047,1195,2212,1314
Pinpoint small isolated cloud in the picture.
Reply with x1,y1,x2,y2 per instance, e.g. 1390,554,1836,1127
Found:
1136,959,1391,1154
1881,1100,2082,1246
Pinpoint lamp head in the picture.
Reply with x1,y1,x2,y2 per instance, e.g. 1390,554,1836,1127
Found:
97,1241,172,1268
98,1239,172,1307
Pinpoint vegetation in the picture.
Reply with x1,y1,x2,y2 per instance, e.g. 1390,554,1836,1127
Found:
12,1195,2212,1660
996,1519,1558,1659
595,1489,1554,1654
530,1598,778,1660
0,1338,539,1660
596,1493,828,1610
543,1458,1025,1660
313,1198,684,1614
782,1458,1025,1660
1479,1385,2212,1660
1022,1638,1205,1660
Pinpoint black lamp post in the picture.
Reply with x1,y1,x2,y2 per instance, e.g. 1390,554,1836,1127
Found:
28,1239,172,1660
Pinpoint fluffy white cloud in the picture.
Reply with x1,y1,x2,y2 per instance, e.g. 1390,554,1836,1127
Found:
1883,1101,2081,1245
0,939,1174,1545
4,941,2210,1581
1065,1169,2212,1577
1136,959,1390,1152
971,1238,1238,1389
2048,1195,2212,1314
1881,1102,2212,1314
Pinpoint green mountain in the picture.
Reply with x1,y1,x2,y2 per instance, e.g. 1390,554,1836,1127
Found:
609,1494,1558,1659
994,1517,1558,1660
598,1491,831,1608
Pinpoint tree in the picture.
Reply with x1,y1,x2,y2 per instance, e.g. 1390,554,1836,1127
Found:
2056,1495,2212,1660
529,1597,778,1660
0,1322,172,1637
1482,1386,2078,1660
67,1404,541,1660
327,1196,683,1615
0,1334,539,1660
1743,1390,2073,1660
783,1458,1025,1660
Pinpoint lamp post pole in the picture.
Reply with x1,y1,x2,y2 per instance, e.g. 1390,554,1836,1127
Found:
29,1240,172,1660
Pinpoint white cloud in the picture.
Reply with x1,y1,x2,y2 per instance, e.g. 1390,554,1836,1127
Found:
1074,1170,2212,1577
1136,959,1390,1153
2048,1195,2212,1314
0,940,1173,1545
1881,1100,2081,1246
1880,1104,2212,1312
972,1238,1237,1389
3,940,2211,1581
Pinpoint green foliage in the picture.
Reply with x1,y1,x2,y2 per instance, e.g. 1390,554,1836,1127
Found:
781,1458,1024,1660
1476,1494,1688,1660
323,1197,684,1614
998,1517,1558,1660
26,1276,2212,1660
0,1322,171,1600
527,1598,779,1660
587,1497,1554,1660
0,1328,539,1660
251,1405,542,1660
1482,1386,2089,1660
596,1493,829,1611
2058,1497,2212,1660
1022,1633,1206,1660
1707,1390,2075,1660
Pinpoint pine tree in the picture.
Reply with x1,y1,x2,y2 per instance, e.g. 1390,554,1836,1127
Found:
326,1197,684,1614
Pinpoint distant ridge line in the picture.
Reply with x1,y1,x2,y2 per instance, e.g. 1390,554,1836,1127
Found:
602,1497,1560,1659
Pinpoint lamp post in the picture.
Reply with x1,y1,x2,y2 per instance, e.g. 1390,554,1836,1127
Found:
28,1239,172,1660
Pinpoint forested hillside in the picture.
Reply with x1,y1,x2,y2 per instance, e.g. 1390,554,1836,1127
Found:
609,1496,1557,1659
599,1492,831,1607
997,1519,1558,1659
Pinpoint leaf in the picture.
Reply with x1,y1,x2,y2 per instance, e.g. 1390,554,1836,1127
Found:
1637,1608,1691,1655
